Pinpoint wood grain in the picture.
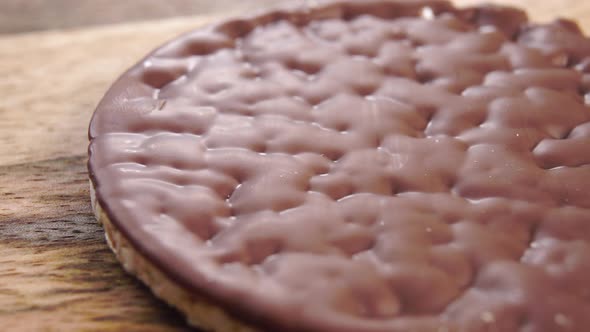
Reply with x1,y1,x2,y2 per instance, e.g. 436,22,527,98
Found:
1,1,589,331
0,156,190,331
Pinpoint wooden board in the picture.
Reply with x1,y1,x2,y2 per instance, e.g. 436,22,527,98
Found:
0,0,277,34
1,1,589,331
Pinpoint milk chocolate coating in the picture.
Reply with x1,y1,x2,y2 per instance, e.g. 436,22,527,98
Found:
88,1,590,331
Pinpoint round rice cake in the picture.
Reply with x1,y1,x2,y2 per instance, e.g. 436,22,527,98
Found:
88,1,590,331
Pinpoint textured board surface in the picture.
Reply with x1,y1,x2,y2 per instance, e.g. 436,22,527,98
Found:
1,1,589,331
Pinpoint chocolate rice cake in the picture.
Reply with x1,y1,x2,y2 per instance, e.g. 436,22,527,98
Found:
88,1,590,331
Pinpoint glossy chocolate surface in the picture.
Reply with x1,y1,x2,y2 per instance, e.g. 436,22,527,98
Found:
89,1,590,331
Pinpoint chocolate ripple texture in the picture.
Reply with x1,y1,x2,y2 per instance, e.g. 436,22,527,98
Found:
89,1,590,331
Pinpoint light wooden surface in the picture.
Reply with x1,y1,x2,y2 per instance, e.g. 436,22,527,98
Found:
0,0,277,34
0,1,589,331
